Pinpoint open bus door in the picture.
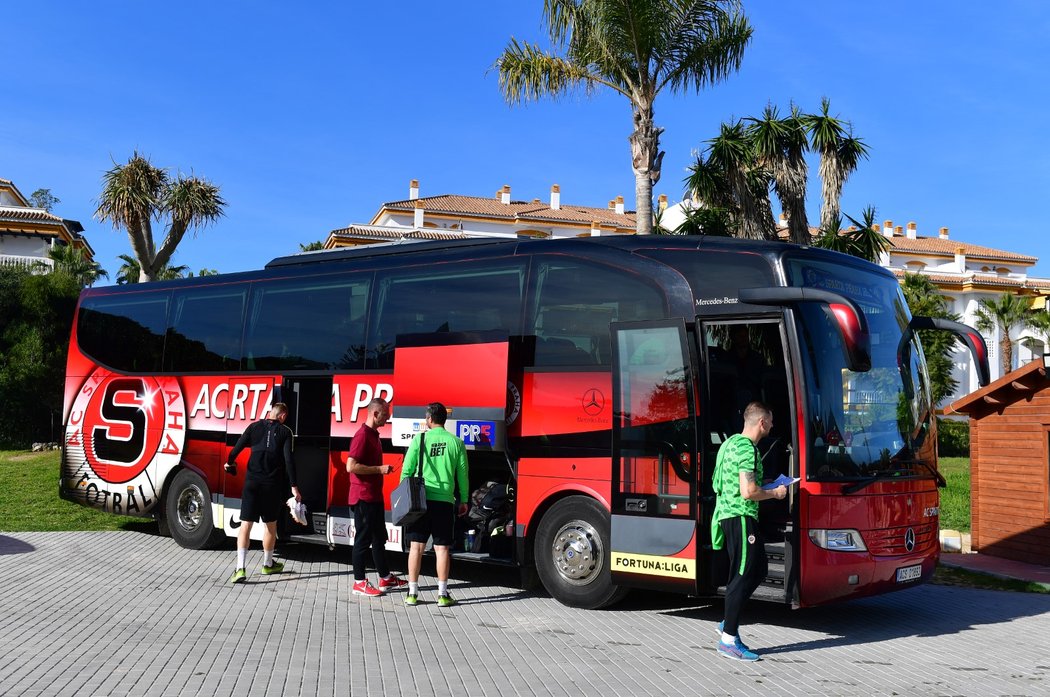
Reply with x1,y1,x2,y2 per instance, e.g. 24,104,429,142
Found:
609,319,700,595
280,375,333,539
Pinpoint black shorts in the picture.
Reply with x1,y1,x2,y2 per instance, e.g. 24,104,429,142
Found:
405,500,456,547
240,479,283,523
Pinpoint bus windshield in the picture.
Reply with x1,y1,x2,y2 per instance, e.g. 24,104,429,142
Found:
788,258,934,482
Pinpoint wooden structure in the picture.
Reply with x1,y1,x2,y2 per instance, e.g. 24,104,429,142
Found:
950,360,1050,564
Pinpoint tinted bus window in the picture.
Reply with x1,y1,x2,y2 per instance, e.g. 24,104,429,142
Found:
164,285,248,373
640,249,773,313
369,260,525,369
244,276,370,371
77,293,170,373
531,259,666,366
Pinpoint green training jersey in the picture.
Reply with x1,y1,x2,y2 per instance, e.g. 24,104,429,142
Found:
712,433,762,523
401,425,469,504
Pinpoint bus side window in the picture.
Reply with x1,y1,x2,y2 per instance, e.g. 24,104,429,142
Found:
529,259,665,368
77,292,171,373
368,260,525,369
244,276,370,371
165,286,247,372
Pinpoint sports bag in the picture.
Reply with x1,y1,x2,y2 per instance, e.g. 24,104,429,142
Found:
392,433,427,527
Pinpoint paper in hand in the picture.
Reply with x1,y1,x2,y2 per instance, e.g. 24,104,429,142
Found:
761,474,800,490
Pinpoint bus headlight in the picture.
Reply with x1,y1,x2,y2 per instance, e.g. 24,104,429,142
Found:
808,529,867,552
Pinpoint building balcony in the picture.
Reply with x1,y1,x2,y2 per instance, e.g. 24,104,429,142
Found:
0,254,54,272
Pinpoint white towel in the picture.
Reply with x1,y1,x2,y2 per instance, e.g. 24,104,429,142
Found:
287,497,308,525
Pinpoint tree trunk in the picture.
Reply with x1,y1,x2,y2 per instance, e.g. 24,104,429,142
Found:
1000,332,1012,375
629,104,663,235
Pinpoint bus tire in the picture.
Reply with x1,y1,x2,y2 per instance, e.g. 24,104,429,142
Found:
534,496,628,609
166,468,223,550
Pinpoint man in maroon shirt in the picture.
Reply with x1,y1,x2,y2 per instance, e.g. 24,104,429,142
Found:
346,397,406,597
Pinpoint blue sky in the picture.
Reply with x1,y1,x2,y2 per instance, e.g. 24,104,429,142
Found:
3,2,1049,280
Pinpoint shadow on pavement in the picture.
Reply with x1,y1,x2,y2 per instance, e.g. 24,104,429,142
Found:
659,583,1050,651
0,534,36,556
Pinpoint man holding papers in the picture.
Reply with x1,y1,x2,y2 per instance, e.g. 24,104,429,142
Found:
710,402,789,662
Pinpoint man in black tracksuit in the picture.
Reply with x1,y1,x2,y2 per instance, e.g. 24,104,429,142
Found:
225,402,300,583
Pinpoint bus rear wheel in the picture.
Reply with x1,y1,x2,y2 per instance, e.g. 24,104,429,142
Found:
166,468,224,550
534,496,628,609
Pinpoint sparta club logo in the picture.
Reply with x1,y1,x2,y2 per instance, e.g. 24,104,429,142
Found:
64,370,185,513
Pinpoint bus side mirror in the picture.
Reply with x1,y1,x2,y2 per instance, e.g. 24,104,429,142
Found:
909,316,990,387
738,287,872,373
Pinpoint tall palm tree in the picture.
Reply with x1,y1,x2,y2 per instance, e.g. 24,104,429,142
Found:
746,104,810,244
974,293,1033,376
44,244,108,287
96,152,225,282
496,0,752,234
805,98,869,231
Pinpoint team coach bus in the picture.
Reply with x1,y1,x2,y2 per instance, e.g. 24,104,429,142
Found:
60,235,988,609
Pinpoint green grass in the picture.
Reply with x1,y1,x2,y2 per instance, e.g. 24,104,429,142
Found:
938,456,970,533
0,450,152,532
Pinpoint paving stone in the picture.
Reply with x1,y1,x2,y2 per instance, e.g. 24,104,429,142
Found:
1,531,1049,696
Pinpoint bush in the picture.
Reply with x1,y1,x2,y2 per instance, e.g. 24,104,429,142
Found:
937,418,970,457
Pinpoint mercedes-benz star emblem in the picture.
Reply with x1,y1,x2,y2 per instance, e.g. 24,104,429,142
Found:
904,527,915,553
582,388,605,416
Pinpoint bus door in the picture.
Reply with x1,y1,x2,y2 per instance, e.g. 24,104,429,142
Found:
698,318,796,602
609,319,700,595
281,375,334,537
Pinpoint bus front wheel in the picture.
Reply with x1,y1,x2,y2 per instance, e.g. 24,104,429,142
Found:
166,468,224,550
534,496,628,609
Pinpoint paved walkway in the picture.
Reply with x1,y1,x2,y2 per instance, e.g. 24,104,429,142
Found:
940,551,1050,588
2,531,1050,696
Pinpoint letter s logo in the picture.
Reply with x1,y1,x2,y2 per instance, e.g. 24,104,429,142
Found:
92,378,148,465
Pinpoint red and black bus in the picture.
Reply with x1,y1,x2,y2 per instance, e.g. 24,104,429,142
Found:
60,235,988,608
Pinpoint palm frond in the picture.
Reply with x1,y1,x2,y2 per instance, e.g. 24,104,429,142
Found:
495,38,605,104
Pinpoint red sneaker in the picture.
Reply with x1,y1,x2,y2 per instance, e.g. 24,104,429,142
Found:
378,574,408,590
352,580,382,597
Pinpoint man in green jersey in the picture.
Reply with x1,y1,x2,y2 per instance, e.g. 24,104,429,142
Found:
400,402,469,607
711,401,786,661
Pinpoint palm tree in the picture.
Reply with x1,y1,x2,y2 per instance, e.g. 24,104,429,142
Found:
44,244,108,287
95,152,225,282
974,293,1033,376
685,120,774,239
495,0,753,234
746,104,810,244
115,253,189,284
813,206,889,263
805,98,870,231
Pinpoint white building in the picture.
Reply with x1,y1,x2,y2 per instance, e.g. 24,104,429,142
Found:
324,180,639,248
0,178,94,270
870,219,1050,401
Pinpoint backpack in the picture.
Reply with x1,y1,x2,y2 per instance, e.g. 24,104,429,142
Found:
466,482,512,553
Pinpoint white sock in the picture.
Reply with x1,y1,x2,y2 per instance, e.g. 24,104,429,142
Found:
237,548,247,569
263,549,274,566
721,632,736,644
409,582,419,596
438,580,448,595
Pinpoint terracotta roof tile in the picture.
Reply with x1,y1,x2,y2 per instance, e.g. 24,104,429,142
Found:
888,235,1035,263
891,269,1050,291
0,206,64,224
382,194,636,230
328,224,469,243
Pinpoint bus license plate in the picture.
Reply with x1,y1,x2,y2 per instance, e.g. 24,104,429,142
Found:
896,564,922,582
